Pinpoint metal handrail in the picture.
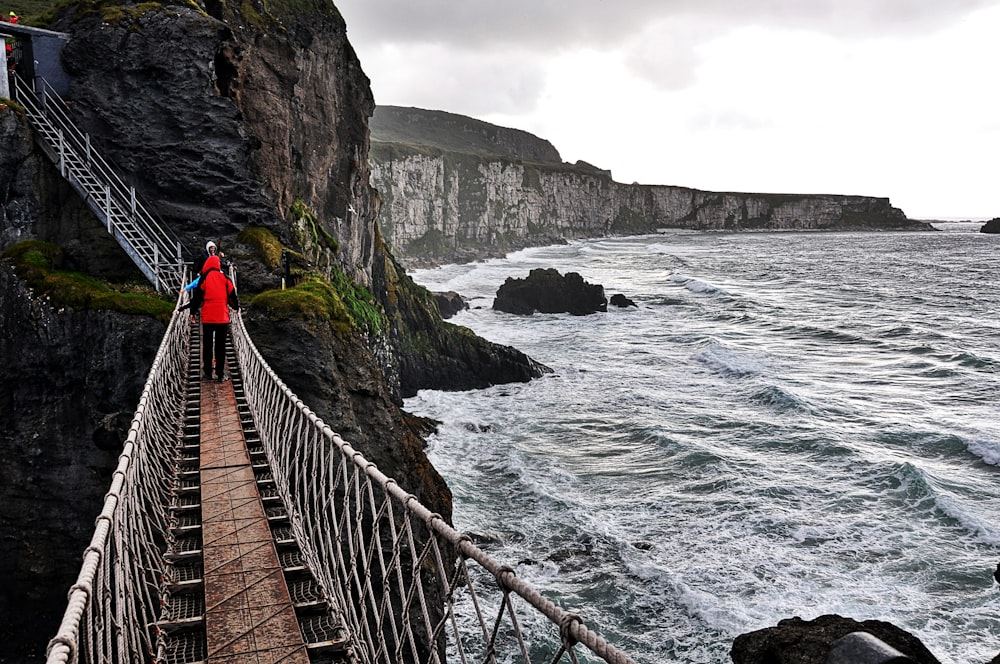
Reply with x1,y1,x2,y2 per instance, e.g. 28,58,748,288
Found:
11,73,185,292
31,76,180,252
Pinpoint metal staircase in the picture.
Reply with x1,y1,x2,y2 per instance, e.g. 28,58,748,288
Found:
11,74,185,293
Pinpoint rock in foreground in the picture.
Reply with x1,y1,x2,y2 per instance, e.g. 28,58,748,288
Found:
980,218,1000,233
730,615,942,664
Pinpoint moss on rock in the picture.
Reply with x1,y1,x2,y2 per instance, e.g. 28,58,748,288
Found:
237,226,284,269
249,268,385,338
2,240,175,322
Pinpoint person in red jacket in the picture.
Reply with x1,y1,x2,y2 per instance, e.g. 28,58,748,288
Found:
186,254,239,381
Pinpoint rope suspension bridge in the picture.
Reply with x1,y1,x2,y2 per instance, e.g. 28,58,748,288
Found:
44,292,637,664
3,49,638,664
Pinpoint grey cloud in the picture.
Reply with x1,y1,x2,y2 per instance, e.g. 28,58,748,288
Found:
337,0,998,50
339,0,998,114
366,46,548,116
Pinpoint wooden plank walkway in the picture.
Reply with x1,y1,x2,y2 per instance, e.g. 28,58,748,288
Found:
199,378,311,664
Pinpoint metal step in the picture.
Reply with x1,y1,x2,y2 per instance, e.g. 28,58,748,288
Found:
12,73,186,293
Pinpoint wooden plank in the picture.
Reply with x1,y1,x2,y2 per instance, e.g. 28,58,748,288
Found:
200,379,310,664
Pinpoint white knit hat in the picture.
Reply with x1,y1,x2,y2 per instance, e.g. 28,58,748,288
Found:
206,241,216,252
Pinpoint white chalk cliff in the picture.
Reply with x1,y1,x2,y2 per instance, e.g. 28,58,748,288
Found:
369,106,930,266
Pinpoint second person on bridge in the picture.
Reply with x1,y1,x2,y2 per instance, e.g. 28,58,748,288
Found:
186,254,240,381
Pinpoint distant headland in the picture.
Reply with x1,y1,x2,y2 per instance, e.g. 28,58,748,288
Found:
368,106,933,267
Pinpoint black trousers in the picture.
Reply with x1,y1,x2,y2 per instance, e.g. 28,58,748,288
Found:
202,323,229,378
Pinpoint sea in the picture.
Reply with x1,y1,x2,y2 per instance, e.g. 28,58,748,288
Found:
403,222,1000,664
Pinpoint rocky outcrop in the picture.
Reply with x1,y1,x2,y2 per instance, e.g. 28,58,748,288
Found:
493,268,607,316
730,615,941,664
980,218,1000,233
610,293,636,308
433,290,467,319
369,106,933,267
0,3,543,662
375,249,550,396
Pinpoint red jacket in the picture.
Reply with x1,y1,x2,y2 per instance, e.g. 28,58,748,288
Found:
191,256,239,323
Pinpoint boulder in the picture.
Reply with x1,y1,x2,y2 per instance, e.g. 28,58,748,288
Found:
730,615,942,664
434,291,467,319
610,293,636,308
493,268,607,316
980,218,1000,233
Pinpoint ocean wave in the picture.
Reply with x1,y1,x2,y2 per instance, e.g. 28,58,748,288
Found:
794,324,866,345
946,350,999,370
693,341,764,378
879,325,914,338
669,273,728,296
932,492,1000,546
749,384,812,414
918,366,961,379
965,439,1000,466
882,461,1000,545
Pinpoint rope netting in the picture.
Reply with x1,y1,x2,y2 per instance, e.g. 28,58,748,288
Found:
229,314,635,664
45,300,636,664
45,297,191,664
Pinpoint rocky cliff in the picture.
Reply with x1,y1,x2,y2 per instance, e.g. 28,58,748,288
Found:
0,260,166,662
370,106,933,267
0,2,544,660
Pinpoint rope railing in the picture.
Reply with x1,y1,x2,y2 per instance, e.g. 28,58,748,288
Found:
45,289,191,664
230,313,637,664
45,298,636,664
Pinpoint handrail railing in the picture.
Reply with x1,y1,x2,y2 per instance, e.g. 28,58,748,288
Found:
45,286,190,664
230,313,637,664
11,73,186,292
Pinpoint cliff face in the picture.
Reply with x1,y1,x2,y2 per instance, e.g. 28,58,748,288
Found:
51,5,540,399
370,106,931,267
0,3,542,661
0,260,165,660
57,1,377,287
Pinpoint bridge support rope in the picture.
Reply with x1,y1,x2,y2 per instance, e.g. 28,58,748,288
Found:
46,300,637,664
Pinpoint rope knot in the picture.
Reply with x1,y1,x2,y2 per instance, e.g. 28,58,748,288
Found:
495,564,516,590
68,581,92,602
559,612,584,647
45,635,78,662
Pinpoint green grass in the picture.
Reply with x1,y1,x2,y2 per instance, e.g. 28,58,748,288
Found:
250,268,385,338
370,106,562,163
3,240,175,322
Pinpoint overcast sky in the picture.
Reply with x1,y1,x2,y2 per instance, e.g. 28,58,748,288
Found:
335,1,999,219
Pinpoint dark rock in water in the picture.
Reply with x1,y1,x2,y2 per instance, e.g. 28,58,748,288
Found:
730,615,941,664
610,293,636,308
376,252,552,396
493,268,607,315
434,291,467,319
980,218,1000,233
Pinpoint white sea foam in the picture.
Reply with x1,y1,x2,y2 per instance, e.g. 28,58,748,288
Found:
405,231,1000,664
692,341,764,378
